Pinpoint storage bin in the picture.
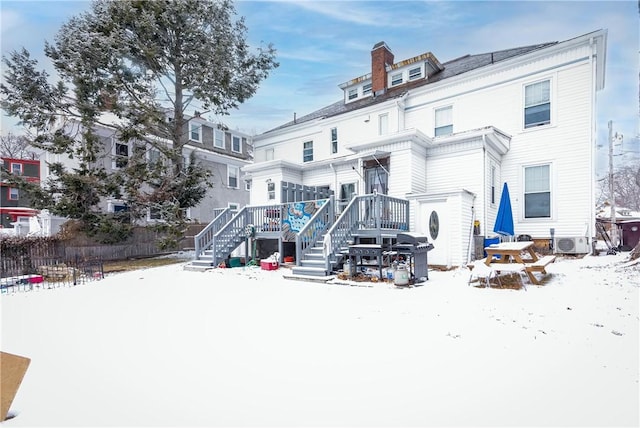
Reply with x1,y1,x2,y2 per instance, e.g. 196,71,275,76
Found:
260,260,279,270
228,257,243,268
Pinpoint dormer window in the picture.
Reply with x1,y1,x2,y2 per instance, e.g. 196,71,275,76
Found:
391,73,403,86
409,66,422,80
363,83,372,96
348,88,358,100
190,123,201,142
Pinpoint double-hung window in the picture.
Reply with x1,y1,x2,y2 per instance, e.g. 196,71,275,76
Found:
409,67,422,80
434,106,453,136
330,128,338,154
303,141,313,162
378,113,388,135
11,163,22,175
524,80,551,128
228,165,239,188
524,164,551,218
114,141,129,169
391,73,403,86
348,88,357,100
490,165,496,205
190,123,202,142
214,129,224,148
232,135,241,153
362,83,372,96
8,188,19,200
267,182,275,200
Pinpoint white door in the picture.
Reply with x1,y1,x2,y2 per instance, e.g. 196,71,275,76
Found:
417,200,450,267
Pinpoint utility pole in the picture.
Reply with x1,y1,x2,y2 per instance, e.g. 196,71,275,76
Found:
608,120,618,248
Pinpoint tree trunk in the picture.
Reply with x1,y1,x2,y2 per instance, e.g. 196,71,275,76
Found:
630,240,640,261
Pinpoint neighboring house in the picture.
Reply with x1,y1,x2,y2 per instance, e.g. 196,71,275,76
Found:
232,29,607,271
596,205,640,249
39,112,252,226
0,157,40,232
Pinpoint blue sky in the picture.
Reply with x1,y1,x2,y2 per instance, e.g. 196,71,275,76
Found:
1,0,638,176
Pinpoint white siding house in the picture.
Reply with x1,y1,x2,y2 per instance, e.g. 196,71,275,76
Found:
245,30,607,268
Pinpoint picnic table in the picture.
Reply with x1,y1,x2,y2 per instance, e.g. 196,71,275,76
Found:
484,241,555,285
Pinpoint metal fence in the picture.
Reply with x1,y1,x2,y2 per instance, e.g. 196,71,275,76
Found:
1,255,104,294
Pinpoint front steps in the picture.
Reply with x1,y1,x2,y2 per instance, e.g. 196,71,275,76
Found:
184,249,214,272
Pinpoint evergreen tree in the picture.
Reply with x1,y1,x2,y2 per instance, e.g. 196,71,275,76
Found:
1,0,277,247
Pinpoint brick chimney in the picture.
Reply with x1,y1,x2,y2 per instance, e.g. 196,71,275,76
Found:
371,42,394,95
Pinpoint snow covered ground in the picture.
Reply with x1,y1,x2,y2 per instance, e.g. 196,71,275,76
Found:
2,252,638,427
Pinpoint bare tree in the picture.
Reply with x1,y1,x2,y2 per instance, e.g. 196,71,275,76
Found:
598,164,640,211
0,132,37,159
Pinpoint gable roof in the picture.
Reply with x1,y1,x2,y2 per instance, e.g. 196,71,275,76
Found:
262,41,558,135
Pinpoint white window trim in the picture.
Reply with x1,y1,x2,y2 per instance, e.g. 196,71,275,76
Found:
189,121,203,143
11,163,23,175
265,148,274,161
434,105,453,137
107,200,128,213
391,72,403,86
245,180,251,191
231,135,242,153
347,88,358,101
378,113,389,136
8,187,19,200
522,76,555,131
111,138,129,170
521,162,554,221
490,163,497,206
362,83,372,96
214,129,224,148
408,66,422,80
227,165,240,188
228,203,239,211
330,127,338,154
303,141,313,163
267,181,276,200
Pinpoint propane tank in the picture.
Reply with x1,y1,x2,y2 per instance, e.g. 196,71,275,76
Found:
394,263,409,286
344,259,352,277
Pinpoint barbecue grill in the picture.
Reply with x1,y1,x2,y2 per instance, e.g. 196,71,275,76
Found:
394,232,434,283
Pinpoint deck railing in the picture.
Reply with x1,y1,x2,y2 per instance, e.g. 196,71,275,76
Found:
199,194,409,271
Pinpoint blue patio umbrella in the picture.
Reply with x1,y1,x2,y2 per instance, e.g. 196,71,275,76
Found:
493,182,515,236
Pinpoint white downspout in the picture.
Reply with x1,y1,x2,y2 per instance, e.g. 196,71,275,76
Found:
482,134,487,239
588,36,597,246
330,162,337,209
467,194,477,263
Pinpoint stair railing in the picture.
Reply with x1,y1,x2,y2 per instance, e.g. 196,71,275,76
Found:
323,193,410,272
323,196,361,272
194,208,235,260
294,196,334,266
211,207,251,267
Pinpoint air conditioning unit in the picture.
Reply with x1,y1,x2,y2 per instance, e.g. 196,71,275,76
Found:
554,237,590,254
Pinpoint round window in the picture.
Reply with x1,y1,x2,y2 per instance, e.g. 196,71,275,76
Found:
429,211,439,240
